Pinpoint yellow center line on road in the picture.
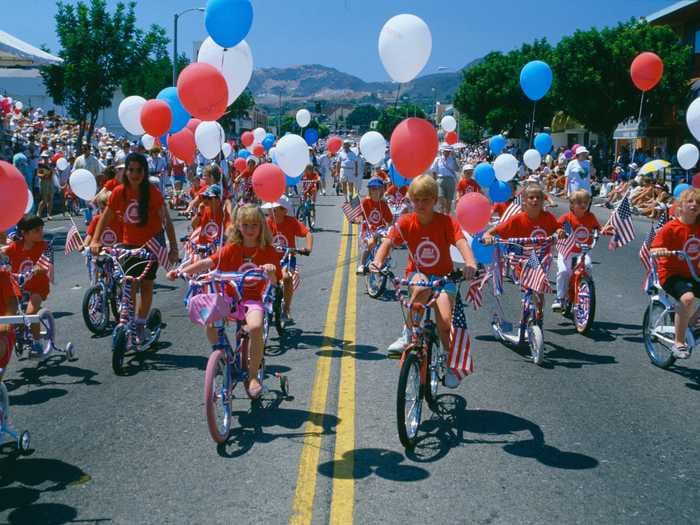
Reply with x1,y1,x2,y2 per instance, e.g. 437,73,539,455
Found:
289,218,349,525
330,224,358,525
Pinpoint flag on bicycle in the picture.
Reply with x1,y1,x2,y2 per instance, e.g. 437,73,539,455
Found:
556,220,576,260
37,243,54,283
342,195,363,224
64,224,83,255
448,293,474,380
466,271,490,309
499,195,522,224
145,231,171,270
639,207,669,288
520,252,550,293
292,269,301,291
608,194,635,250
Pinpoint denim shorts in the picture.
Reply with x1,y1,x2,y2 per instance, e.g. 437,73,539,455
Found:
407,272,457,296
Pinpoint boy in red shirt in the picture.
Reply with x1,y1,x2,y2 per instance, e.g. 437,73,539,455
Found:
372,175,477,388
83,191,123,249
651,187,700,358
300,164,321,203
2,216,51,357
191,184,230,246
457,164,480,197
357,177,393,274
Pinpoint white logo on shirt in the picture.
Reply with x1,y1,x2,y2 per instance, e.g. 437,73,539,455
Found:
684,236,700,261
238,261,258,288
415,239,440,268
19,259,33,274
101,228,117,247
368,209,382,225
531,227,547,240
203,222,220,239
272,233,288,252
574,226,590,244
125,201,140,224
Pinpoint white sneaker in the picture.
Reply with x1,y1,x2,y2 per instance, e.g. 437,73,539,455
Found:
551,300,562,312
443,368,460,389
356,264,365,275
387,327,408,352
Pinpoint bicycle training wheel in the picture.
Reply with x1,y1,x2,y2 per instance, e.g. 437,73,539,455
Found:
82,285,110,335
204,349,232,444
396,352,423,448
527,322,544,366
574,277,596,335
642,300,676,369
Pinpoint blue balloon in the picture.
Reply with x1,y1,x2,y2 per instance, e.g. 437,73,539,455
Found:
520,60,553,101
286,173,302,186
534,133,553,156
262,137,275,151
474,162,496,188
388,162,410,188
471,233,496,265
304,128,319,146
488,180,512,203
489,135,506,155
156,87,190,134
237,149,251,159
205,0,254,49
674,183,691,199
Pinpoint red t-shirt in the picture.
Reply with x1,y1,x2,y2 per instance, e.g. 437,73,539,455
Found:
651,219,700,285
87,213,123,247
5,239,50,298
457,178,480,195
491,210,560,240
209,243,282,300
108,184,165,246
361,197,393,231
301,173,319,195
266,216,309,252
0,269,20,310
557,211,601,254
388,212,464,276
103,179,120,191
196,207,230,245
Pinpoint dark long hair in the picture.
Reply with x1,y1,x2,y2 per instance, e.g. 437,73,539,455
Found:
124,153,150,226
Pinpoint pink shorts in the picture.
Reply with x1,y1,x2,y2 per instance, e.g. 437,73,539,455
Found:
241,300,264,314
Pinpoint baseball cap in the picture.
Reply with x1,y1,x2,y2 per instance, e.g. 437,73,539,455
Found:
367,177,384,189
462,163,474,171
201,184,222,199
575,146,589,156
261,195,293,212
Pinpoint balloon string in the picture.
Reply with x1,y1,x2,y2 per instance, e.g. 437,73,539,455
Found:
637,91,645,123
529,102,537,148
393,83,401,110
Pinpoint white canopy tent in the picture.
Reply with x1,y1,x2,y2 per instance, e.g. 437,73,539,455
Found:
0,30,63,67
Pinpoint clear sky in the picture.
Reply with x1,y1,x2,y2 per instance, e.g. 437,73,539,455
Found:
3,0,677,81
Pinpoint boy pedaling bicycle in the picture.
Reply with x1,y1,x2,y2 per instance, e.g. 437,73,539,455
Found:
357,177,393,275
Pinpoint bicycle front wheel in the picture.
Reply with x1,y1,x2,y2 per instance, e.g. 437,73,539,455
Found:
527,322,544,366
643,300,676,369
204,349,233,444
574,277,596,335
423,341,440,409
396,352,423,449
82,285,109,335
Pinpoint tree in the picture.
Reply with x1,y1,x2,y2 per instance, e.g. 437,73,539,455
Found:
318,124,330,139
280,116,320,135
553,20,690,160
41,0,166,145
376,104,427,139
458,116,484,144
122,49,189,100
453,39,556,139
346,104,380,130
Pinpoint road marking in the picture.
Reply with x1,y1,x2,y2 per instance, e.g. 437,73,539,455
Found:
290,218,349,525
330,223,358,524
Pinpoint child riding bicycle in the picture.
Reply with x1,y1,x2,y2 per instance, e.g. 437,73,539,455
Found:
357,177,393,275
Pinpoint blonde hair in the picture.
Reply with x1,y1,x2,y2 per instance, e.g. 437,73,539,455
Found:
225,204,272,248
522,182,546,200
408,174,438,201
568,189,591,206
678,187,700,206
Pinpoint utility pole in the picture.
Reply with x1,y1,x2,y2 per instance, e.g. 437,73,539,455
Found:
173,7,205,86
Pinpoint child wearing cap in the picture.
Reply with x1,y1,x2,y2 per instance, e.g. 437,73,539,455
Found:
192,184,230,246
457,164,480,197
357,178,393,274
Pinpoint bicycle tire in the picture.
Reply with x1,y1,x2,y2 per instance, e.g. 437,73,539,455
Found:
308,203,316,230
111,326,127,375
146,309,162,350
574,277,596,335
396,352,423,449
204,349,232,444
643,300,677,369
273,289,285,336
527,322,544,365
110,283,121,320
423,340,440,408
82,285,110,335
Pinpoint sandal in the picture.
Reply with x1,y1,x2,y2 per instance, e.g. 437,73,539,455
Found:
671,343,691,359
246,378,263,399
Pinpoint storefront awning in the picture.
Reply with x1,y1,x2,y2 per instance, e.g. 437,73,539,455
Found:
613,119,647,140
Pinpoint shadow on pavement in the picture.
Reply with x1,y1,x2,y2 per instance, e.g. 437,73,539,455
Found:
125,346,208,375
5,363,101,406
51,312,74,320
317,448,429,482
541,340,616,368
405,394,598,471
665,363,700,391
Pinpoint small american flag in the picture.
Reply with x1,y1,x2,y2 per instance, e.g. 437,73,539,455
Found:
466,272,490,309
520,252,550,293
448,294,474,380
64,224,83,255
292,269,301,291
639,208,669,285
145,231,171,270
608,195,636,250
557,221,576,260
342,195,363,224
37,243,54,283
499,195,522,224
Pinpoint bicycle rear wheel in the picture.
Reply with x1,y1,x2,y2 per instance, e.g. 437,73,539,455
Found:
574,277,596,334
111,326,127,375
82,285,109,335
396,352,423,449
204,349,233,444
643,300,677,369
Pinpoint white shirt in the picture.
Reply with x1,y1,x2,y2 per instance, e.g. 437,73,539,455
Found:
564,158,592,194
318,154,331,177
148,155,167,175
430,155,458,180
338,149,358,172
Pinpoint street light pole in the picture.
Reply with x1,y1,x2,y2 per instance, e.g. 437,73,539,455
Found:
173,7,205,86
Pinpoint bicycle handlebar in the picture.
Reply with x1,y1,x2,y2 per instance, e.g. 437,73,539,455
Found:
651,250,700,283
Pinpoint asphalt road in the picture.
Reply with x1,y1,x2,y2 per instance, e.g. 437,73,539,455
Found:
1,195,699,525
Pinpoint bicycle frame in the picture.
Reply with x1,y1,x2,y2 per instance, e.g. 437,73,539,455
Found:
567,232,598,308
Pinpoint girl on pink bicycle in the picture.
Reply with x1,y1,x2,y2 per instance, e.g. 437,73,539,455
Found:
168,204,281,398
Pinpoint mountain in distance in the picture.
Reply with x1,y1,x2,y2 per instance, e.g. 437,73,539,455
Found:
251,59,481,108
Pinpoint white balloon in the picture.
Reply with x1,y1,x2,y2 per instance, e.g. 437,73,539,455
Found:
118,96,147,135
359,131,386,165
197,37,254,106
523,149,542,170
296,109,311,128
378,14,432,83
678,143,699,170
440,115,457,133
494,154,519,182
25,188,34,213
56,157,69,171
14,101,23,111
69,169,97,201
276,134,309,177
195,121,225,160
269,146,277,163
222,142,233,158
253,127,266,144
141,134,156,150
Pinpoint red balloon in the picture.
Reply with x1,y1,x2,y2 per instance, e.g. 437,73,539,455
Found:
693,172,700,188
241,131,254,148
176,63,228,121
186,118,202,133
456,192,491,234
253,144,265,157
445,131,458,145
51,152,64,163
0,161,29,231
327,136,342,154
390,118,439,179
167,128,196,164
140,99,172,137
631,52,664,92
252,163,286,202
234,157,247,172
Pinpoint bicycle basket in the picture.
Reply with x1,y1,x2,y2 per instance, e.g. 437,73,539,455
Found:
187,293,233,326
